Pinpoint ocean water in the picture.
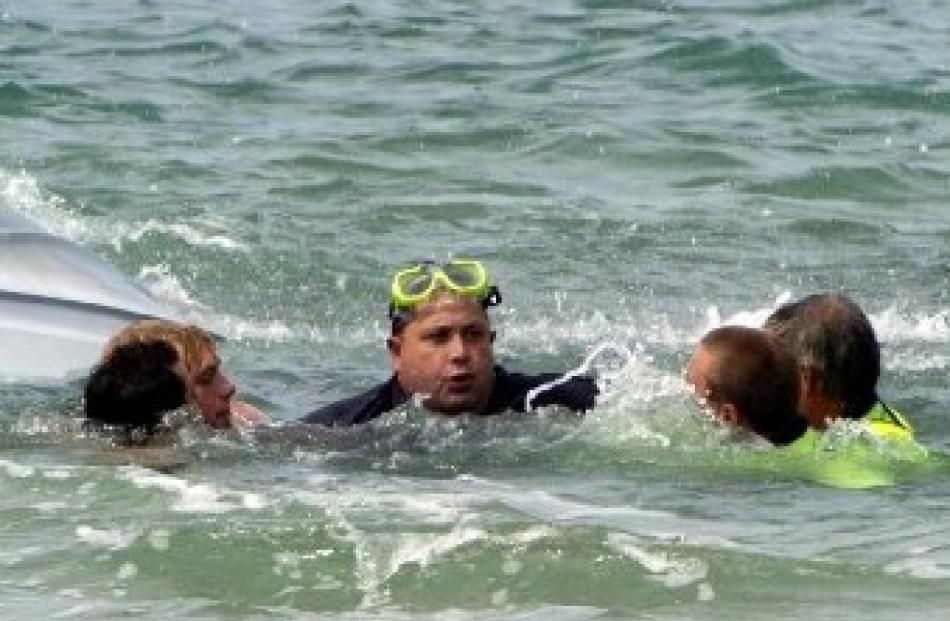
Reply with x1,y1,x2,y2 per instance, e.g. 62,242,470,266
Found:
2,0,950,618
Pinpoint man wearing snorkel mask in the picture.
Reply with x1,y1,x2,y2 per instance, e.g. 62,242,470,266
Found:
301,258,598,426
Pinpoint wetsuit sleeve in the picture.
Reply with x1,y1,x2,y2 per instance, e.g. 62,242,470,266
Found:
490,367,599,414
523,375,599,413
299,377,406,426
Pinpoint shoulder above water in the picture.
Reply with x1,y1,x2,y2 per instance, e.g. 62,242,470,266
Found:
300,366,599,427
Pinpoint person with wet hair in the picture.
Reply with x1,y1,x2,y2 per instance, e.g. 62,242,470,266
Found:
763,293,915,440
84,339,188,439
301,258,598,426
103,319,266,429
685,325,807,446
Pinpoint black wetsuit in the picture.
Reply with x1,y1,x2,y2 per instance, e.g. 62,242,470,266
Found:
299,365,598,427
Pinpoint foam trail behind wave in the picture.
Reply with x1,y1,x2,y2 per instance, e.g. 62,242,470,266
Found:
113,218,248,252
2,170,247,254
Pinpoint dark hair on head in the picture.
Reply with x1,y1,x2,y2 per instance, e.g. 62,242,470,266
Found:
84,340,187,433
700,326,805,446
764,293,879,419
390,313,410,337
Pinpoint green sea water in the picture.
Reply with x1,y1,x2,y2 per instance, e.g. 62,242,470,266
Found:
2,1,950,618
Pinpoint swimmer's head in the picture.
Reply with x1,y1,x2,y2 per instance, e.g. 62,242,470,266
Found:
385,259,500,414
85,339,187,432
764,293,880,427
103,320,235,428
686,325,805,446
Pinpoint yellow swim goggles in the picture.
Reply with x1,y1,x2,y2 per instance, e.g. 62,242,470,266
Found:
388,258,502,319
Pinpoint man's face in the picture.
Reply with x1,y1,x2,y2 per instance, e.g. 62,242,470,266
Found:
388,295,495,414
188,348,236,429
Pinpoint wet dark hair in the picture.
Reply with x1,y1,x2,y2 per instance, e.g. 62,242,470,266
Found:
84,340,187,433
764,293,880,419
701,326,805,446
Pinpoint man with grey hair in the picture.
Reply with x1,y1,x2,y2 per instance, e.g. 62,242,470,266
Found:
763,293,915,440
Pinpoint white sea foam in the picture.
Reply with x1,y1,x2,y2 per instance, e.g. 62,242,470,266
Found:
501,292,793,358
137,264,206,308
31,501,72,513
872,306,950,344
291,477,566,607
503,293,950,373
41,468,72,480
241,492,267,509
0,169,92,242
175,483,236,513
703,297,950,347
498,487,674,526
459,478,742,552
116,218,248,252
345,520,562,608
597,353,685,406
694,290,793,338
886,350,950,372
697,581,716,601
691,296,950,373
384,524,489,574
3,169,248,257
116,562,138,581
119,467,192,493
292,485,471,527
505,525,561,546
199,313,295,342
884,556,950,579
502,558,523,575
606,533,708,588
0,459,35,478
118,466,269,514
500,308,684,353
521,343,680,447
75,525,138,550
458,476,673,525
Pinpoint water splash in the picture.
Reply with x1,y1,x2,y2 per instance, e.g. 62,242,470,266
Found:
872,305,950,343
137,263,206,308
696,290,793,336
0,169,92,241
525,342,636,411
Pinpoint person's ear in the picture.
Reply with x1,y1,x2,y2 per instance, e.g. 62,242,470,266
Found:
387,335,402,370
718,402,742,426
